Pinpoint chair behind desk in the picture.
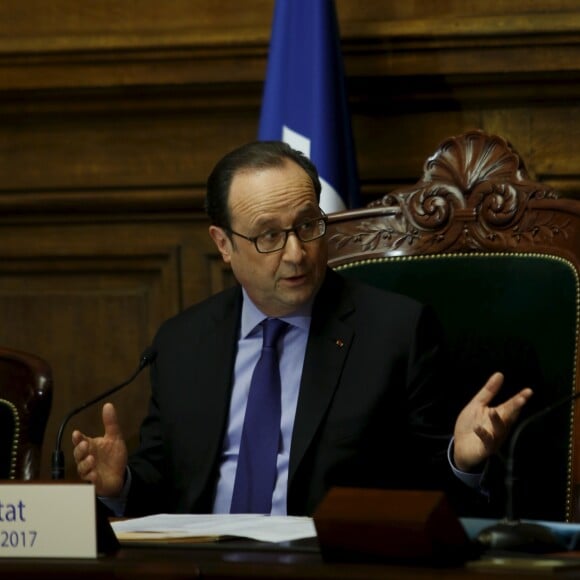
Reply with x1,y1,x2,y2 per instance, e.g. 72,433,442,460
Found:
326,130,580,522
0,346,52,479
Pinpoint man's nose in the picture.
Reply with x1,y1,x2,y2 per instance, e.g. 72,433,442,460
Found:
282,231,305,259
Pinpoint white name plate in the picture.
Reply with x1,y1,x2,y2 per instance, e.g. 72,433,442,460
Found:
0,483,96,558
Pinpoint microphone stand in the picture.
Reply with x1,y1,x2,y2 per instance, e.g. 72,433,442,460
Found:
51,347,156,480
477,391,579,553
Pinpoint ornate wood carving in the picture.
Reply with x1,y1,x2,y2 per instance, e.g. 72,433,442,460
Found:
328,130,578,262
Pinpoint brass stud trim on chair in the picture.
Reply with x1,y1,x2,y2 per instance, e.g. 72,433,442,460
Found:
0,398,20,480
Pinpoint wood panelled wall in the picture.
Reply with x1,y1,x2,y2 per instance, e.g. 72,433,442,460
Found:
1,0,579,480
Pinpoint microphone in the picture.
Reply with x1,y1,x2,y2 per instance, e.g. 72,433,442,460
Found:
51,347,157,481
476,389,579,553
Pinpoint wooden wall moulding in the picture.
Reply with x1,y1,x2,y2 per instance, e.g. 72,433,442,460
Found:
0,188,206,218
342,13,580,77
1,6,580,92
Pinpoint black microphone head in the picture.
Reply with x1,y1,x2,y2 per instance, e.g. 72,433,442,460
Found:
139,346,158,368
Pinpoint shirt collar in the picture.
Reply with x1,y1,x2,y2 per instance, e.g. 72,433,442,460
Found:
240,288,313,338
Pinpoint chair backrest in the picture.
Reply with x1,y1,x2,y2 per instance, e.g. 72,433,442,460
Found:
0,346,53,479
327,130,580,522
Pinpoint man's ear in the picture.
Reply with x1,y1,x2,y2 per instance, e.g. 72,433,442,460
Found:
209,225,232,264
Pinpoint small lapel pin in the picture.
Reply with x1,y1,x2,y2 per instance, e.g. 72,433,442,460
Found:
335,339,344,348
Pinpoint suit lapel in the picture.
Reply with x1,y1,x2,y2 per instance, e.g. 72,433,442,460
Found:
288,271,354,484
182,289,242,508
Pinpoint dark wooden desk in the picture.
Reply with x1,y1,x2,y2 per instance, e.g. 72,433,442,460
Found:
1,541,579,579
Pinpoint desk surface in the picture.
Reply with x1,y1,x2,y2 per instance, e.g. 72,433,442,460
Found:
1,540,579,579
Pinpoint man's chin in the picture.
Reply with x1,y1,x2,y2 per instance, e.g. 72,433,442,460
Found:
276,286,316,311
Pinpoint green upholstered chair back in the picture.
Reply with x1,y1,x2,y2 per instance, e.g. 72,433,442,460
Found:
0,347,52,479
327,130,580,522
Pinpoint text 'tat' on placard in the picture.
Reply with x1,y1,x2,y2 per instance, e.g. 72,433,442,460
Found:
0,482,97,558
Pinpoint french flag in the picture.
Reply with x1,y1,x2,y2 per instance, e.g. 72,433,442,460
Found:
258,0,361,213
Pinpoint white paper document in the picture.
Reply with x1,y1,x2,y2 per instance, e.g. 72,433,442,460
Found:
111,513,317,543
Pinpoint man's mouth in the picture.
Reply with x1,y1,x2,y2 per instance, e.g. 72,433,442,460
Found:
282,273,308,284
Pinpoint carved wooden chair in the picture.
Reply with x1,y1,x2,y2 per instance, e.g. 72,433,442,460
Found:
0,347,52,479
327,130,580,522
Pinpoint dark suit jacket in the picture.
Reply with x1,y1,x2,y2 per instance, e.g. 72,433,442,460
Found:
126,269,457,516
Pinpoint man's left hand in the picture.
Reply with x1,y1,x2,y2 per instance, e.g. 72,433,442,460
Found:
453,372,533,472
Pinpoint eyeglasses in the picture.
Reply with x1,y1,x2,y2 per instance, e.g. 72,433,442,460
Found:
227,212,328,254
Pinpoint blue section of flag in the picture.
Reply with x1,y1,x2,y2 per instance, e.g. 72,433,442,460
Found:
258,0,361,211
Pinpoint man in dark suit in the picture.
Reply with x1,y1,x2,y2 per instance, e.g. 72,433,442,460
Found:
72,141,532,516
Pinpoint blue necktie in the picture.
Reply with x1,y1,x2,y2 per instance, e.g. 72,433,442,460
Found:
230,318,289,513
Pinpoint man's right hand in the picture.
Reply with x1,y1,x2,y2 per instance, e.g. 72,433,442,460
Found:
72,402,128,497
